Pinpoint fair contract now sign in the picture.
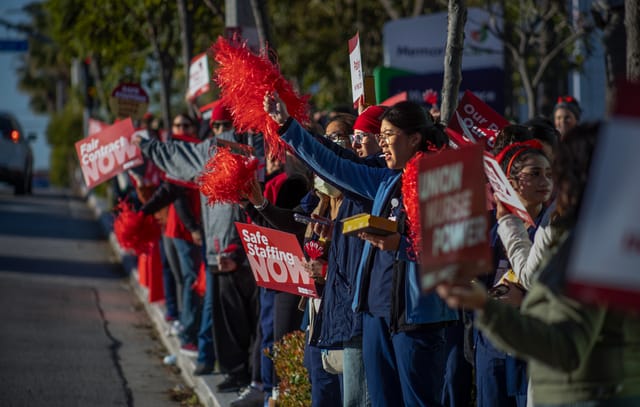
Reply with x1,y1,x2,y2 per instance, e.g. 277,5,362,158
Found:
75,118,143,189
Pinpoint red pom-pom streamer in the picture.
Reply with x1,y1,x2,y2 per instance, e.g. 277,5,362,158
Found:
113,199,161,255
423,89,438,106
198,146,259,205
401,152,424,260
211,36,310,161
304,240,324,260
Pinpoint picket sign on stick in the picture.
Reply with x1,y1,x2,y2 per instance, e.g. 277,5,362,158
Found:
566,82,640,309
75,118,143,189
235,222,318,298
348,32,365,109
483,153,535,226
419,143,492,291
186,52,210,101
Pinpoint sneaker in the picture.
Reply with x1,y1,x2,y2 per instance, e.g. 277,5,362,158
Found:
170,320,183,336
163,354,177,365
193,363,214,376
230,385,264,407
179,343,198,357
216,374,250,393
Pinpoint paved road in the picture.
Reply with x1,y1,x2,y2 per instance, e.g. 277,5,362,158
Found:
0,186,193,407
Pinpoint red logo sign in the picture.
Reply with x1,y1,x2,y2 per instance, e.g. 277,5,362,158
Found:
419,143,491,290
447,90,509,150
75,118,143,189
236,222,318,298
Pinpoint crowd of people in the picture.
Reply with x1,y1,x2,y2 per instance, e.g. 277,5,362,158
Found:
119,90,639,407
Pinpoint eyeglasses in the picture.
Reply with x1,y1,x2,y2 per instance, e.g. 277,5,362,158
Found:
173,122,192,129
212,121,231,129
350,132,375,145
375,130,401,145
324,132,350,146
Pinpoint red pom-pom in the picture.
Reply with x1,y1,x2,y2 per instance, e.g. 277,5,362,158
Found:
423,89,438,106
304,240,324,260
402,152,424,260
198,146,259,205
211,36,310,160
113,199,161,255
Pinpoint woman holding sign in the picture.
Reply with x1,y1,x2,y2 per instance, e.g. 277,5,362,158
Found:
437,125,640,407
264,92,457,407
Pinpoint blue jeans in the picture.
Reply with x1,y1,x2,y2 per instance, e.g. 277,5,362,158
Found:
442,320,473,407
343,337,370,407
475,331,527,407
197,266,215,366
362,313,446,407
159,236,179,319
303,342,342,407
172,238,202,345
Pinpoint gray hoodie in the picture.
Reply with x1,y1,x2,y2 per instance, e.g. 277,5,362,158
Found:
138,132,260,267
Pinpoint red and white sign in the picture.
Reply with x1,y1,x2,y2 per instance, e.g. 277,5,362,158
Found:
75,118,143,189
566,113,640,308
349,32,364,108
87,118,108,137
109,82,149,120
419,143,491,290
483,153,534,226
186,52,210,101
447,90,509,150
236,222,318,298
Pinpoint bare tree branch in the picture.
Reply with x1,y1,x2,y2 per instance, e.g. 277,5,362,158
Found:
532,28,585,86
202,0,224,18
412,0,425,17
378,0,400,20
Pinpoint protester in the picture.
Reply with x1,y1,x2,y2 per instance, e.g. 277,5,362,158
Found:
552,96,581,140
474,141,554,407
264,92,457,406
437,123,640,407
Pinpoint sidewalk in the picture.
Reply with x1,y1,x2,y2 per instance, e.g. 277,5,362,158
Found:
87,193,237,407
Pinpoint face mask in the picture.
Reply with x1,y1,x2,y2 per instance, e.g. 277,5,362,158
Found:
314,175,341,198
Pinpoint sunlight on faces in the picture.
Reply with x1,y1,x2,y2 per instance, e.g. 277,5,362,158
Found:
377,120,421,170
324,120,354,151
509,155,553,207
351,130,380,158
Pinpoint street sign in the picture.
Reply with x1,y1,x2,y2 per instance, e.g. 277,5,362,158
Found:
0,39,28,52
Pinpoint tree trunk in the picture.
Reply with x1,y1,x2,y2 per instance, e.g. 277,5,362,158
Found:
626,0,640,82
249,0,274,51
177,0,194,93
440,0,466,126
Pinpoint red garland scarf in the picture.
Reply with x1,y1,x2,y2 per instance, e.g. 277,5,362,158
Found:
401,152,424,260
113,199,161,255
198,146,259,205
211,36,310,161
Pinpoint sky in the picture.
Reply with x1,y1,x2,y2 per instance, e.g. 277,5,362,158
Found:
0,0,50,171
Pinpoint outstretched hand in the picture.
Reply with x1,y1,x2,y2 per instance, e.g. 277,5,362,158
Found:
263,91,290,126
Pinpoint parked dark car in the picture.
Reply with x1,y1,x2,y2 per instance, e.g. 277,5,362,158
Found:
0,112,35,194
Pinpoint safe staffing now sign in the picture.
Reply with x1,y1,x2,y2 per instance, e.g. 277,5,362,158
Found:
236,222,318,298
75,118,143,189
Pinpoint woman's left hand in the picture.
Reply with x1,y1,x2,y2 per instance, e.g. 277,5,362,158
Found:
436,281,488,310
357,232,400,251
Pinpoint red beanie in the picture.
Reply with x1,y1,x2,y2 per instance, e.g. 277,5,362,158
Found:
354,105,386,134
210,103,232,123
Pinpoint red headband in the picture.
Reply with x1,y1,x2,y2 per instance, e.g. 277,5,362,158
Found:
495,140,544,177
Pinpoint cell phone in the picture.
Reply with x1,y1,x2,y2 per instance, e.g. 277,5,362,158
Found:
293,213,332,226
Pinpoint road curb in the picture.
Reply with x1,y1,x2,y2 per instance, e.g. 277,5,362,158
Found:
85,192,228,407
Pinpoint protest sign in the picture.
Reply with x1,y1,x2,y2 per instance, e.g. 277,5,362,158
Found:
447,90,509,150
109,83,149,120
75,118,142,189
349,32,364,108
87,118,108,137
566,116,640,308
419,143,491,290
483,153,534,226
186,52,210,101
236,222,318,298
